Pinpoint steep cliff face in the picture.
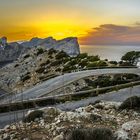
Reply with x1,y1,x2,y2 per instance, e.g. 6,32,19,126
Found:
0,37,29,62
0,36,80,63
21,37,80,56
49,37,80,56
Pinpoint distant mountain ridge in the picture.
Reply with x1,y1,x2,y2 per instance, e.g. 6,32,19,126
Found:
0,36,80,62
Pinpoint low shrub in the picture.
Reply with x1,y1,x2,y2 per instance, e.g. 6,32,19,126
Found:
55,51,69,59
14,64,19,68
21,74,31,82
48,48,57,55
37,48,44,55
23,110,44,122
88,55,100,62
97,61,108,67
63,65,76,72
36,67,45,73
24,54,30,59
40,60,50,67
79,60,88,68
55,67,61,72
66,127,114,140
119,61,133,66
77,53,88,59
87,62,98,68
68,59,79,65
119,96,140,110
50,60,61,66
109,61,118,65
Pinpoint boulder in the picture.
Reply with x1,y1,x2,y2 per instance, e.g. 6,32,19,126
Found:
53,133,64,140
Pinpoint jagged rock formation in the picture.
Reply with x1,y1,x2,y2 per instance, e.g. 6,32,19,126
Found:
0,36,80,91
0,37,7,48
0,37,80,63
21,37,80,56
0,37,29,62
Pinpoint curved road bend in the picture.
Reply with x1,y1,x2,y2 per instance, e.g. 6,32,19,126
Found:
1,68,140,104
0,85,140,129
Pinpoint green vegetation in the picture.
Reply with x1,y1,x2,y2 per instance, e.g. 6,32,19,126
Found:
36,48,44,55
109,61,118,65
14,64,19,68
97,61,108,66
77,53,88,59
24,54,30,59
121,51,140,65
119,61,133,66
32,50,139,75
87,55,100,62
60,53,113,72
119,96,140,110
55,67,61,72
63,65,76,73
55,51,69,59
36,67,46,73
23,110,44,122
87,61,107,68
50,60,62,66
67,128,113,140
40,60,50,67
87,62,98,68
83,74,140,89
21,74,31,82
48,48,57,55
79,59,88,68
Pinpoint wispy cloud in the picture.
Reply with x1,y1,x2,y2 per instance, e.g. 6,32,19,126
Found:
79,24,140,45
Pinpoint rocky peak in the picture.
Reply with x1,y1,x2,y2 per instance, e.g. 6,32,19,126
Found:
21,36,80,56
53,37,80,56
0,37,29,62
0,36,80,63
21,36,56,48
0,37,7,48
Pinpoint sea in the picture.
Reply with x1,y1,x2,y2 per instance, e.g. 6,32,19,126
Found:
80,45,140,61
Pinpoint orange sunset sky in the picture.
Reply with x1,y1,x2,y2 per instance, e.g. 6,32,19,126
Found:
1,0,140,45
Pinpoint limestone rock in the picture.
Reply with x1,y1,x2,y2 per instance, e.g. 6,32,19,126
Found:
53,133,64,140
0,37,29,62
21,37,80,56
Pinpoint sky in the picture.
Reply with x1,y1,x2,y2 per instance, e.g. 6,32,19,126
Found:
0,0,140,45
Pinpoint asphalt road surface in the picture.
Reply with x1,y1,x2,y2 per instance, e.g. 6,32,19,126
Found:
1,68,140,104
0,85,139,129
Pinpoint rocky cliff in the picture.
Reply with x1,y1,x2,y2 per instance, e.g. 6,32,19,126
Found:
0,37,29,62
21,37,80,56
0,37,80,62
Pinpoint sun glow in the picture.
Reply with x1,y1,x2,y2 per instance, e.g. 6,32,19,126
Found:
1,19,91,41
1,0,140,43
37,22,88,40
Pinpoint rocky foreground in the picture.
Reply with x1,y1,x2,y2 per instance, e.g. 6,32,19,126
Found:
0,97,140,140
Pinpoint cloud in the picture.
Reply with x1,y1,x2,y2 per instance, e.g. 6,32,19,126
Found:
79,24,140,45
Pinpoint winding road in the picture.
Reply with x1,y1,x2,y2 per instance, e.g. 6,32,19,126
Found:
1,68,140,104
0,85,140,129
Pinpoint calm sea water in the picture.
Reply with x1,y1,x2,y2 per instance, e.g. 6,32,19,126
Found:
80,45,140,61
